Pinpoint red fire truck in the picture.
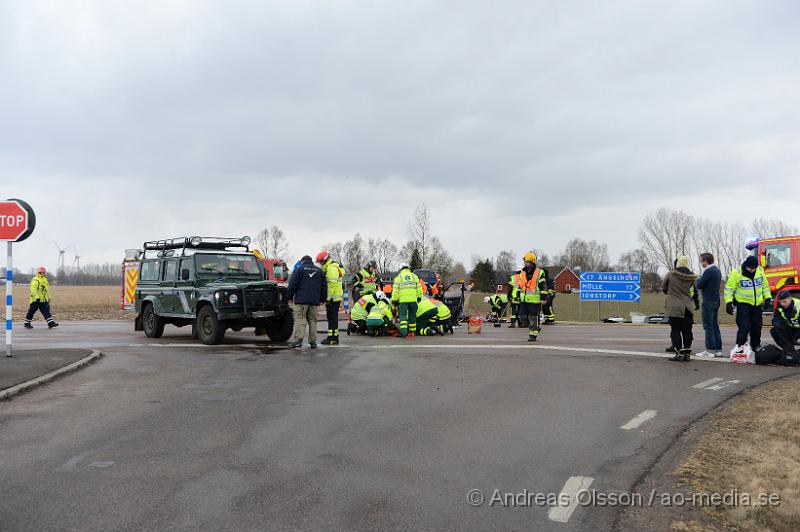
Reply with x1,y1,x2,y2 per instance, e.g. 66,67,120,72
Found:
746,235,800,298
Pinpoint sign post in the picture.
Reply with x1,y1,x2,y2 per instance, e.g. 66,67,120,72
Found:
579,272,641,321
1,199,36,357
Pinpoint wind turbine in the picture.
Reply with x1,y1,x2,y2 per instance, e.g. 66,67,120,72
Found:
54,241,72,271
73,250,82,282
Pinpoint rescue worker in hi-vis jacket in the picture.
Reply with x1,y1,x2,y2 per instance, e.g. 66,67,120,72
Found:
316,250,345,345
506,269,520,328
24,266,59,329
724,255,771,352
516,252,548,342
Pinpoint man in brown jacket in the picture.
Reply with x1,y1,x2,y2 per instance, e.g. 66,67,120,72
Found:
662,255,699,361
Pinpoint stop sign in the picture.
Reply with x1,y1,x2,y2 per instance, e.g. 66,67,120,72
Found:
0,199,35,242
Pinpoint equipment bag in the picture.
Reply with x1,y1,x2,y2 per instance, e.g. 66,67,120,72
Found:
754,344,782,365
731,343,755,365
776,351,800,367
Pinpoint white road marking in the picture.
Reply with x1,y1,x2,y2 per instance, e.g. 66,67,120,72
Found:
620,409,658,430
705,379,740,391
89,461,115,468
363,343,732,361
692,377,725,389
548,476,594,523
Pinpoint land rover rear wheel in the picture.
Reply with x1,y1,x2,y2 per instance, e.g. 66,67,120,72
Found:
142,303,164,338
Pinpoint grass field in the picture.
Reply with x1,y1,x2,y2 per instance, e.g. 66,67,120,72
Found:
675,375,800,531
11,285,130,321
10,285,739,325
464,292,738,325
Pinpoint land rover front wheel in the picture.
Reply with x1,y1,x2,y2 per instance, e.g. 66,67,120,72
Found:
197,306,225,345
142,303,164,338
265,312,294,342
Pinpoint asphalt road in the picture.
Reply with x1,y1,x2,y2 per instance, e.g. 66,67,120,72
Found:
1,321,797,531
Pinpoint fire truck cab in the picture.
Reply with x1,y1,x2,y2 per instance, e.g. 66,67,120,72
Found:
747,235,800,299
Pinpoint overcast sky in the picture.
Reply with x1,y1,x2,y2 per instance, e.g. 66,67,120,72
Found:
2,0,799,272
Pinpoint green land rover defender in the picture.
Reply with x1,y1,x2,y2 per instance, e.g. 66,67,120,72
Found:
132,236,293,345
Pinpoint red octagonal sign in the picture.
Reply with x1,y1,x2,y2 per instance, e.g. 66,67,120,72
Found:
0,200,29,241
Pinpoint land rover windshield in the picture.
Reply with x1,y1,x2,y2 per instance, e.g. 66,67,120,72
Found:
195,254,261,278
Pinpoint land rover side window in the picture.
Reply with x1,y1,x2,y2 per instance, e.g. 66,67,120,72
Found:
194,254,261,276
180,258,194,280
163,260,178,282
765,243,791,268
140,261,159,281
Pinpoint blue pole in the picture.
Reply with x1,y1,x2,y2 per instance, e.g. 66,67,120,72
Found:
6,242,12,357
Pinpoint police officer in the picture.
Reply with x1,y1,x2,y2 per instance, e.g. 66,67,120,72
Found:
24,266,59,329
771,290,800,353
506,269,521,328
352,260,380,301
516,252,548,342
724,255,772,352
391,263,422,338
316,250,345,345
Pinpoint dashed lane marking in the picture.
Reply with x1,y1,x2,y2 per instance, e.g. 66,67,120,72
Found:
620,409,658,430
548,476,594,523
692,377,725,389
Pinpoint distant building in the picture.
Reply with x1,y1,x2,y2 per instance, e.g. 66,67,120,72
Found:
552,267,580,293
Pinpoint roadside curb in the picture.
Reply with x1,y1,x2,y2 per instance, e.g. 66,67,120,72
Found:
0,350,104,401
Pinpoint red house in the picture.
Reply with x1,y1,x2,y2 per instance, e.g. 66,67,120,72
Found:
552,267,580,293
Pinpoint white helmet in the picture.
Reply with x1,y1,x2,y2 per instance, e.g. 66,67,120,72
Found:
399,263,410,270
375,291,387,301
483,296,491,304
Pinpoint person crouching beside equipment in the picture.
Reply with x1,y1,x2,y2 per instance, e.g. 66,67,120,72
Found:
24,266,59,329
366,298,395,336
771,290,800,354
484,294,508,327
349,291,388,334
416,297,442,335
662,256,699,361
725,255,772,353
432,298,453,334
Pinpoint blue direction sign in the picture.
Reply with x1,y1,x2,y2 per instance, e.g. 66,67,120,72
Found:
580,272,641,302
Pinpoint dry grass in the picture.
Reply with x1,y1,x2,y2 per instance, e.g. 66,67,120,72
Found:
675,375,800,532
464,292,737,324
10,285,130,321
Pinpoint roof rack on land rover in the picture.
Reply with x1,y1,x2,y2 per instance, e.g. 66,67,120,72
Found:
142,236,251,253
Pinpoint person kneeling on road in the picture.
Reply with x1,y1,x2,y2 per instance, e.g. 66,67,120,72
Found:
432,298,453,334
365,298,395,336
516,252,548,342
484,293,508,325
286,255,326,349
24,266,59,329
416,296,442,336
349,292,381,334
771,290,800,354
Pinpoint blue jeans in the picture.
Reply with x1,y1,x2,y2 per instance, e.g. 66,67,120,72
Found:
701,301,722,350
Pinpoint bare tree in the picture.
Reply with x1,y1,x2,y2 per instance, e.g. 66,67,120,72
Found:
495,250,515,274
556,238,610,272
342,233,365,274
366,238,398,273
449,262,467,283
427,236,454,279
323,241,345,263
638,208,694,271
255,226,289,259
690,218,748,276
407,203,432,266
750,218,798,239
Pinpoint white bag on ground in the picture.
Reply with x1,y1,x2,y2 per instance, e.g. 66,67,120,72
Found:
731,343,755,365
